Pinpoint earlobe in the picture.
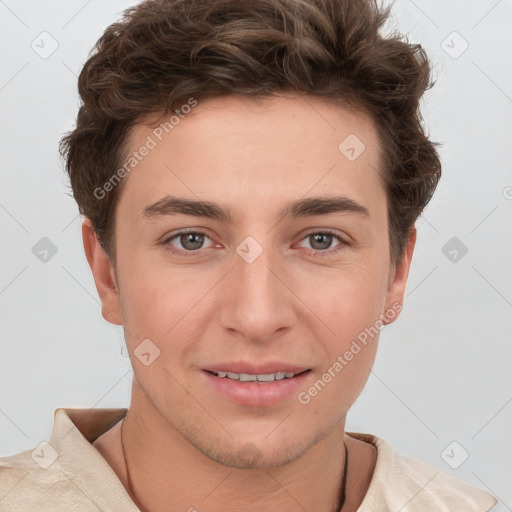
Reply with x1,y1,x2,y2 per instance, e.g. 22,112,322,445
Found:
82,218,123,326
382,228,416,325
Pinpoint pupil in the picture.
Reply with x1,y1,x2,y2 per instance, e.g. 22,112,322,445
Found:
312,234,331,250
182,233,204,250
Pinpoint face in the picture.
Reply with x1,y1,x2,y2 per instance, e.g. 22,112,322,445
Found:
85,92,414,469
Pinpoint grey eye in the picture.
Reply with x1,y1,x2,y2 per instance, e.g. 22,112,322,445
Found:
308,233,334,250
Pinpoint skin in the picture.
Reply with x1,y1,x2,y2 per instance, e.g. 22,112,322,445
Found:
86,92,416,512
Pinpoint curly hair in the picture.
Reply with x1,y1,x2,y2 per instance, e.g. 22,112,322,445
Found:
60,0,441,264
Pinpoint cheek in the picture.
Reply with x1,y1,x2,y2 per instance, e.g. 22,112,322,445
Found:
305,264,388,394
116,254,217,351
296,278,383,415
314,264,389,334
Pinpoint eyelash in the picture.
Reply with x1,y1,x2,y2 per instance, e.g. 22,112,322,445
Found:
163,229,347,258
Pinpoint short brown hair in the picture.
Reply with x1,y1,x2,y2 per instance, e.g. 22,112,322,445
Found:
60,0,441,264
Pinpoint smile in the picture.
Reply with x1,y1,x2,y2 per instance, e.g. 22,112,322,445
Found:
208,370,306,382
203,368,312,406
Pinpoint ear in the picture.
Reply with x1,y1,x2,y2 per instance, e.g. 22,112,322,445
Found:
382,227,416,325
82,218,123,326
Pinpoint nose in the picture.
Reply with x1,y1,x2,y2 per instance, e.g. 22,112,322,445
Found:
218,238,296,344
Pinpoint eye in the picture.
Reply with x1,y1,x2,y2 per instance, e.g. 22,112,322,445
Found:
164,231,216,254
162,229,348,257
296,230,345,255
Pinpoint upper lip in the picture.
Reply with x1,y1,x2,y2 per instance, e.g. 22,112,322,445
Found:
204,362,311,375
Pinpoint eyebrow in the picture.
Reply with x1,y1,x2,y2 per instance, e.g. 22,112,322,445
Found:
141,194,370,222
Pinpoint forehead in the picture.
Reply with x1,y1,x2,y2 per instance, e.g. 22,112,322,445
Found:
117,93,384,220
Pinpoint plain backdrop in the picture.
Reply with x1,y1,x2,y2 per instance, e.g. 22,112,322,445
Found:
1,0,511,509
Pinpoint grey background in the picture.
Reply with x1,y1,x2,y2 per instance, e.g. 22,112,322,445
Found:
1,0,511,509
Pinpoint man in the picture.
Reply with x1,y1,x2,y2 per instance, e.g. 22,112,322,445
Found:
0,0,498,510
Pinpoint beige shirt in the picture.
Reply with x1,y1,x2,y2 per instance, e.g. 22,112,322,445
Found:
0,408,497,511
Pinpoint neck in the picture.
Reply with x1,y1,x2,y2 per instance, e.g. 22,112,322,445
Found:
119,386,349,512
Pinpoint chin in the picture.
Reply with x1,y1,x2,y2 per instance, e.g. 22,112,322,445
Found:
181,424,329,470
199,440,305,470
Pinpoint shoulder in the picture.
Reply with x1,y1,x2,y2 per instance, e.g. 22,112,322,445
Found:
0,447,101,511
346,432,497,512
1,407,134,511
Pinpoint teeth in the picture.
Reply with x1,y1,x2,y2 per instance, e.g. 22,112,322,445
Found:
239,373,257,382
213,371,299,382
256,373,275,382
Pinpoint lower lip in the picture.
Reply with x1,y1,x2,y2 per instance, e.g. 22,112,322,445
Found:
202,370,311,407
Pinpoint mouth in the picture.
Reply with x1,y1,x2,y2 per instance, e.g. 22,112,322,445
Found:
205,369,310,382
202,365,312,406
